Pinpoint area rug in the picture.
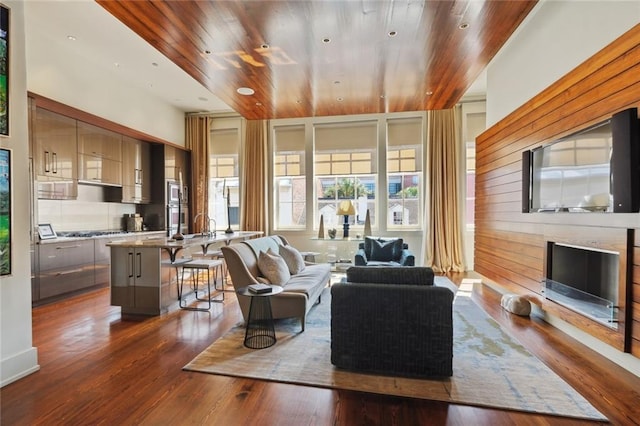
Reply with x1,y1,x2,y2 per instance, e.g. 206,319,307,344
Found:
184,277,607,421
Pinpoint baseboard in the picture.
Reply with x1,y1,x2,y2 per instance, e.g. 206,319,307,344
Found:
1,347,40,387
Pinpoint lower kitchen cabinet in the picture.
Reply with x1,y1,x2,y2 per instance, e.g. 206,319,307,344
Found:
38,240,96,300
111,246,163,315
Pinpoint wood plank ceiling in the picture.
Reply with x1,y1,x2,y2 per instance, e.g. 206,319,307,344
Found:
97,0,537,120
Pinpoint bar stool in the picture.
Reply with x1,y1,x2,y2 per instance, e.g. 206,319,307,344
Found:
179,258,225,311
192,249,229,290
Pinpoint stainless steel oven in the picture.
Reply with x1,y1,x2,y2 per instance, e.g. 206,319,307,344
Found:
167,180,188,205
167,204,189,237
167,180,189,237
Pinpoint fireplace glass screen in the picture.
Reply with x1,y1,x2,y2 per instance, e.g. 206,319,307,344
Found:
544,242,619,329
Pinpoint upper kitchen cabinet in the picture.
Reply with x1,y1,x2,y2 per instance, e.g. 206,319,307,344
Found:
122,136,152,204
77,121,123,186
164,145,190,184
34,108,78,199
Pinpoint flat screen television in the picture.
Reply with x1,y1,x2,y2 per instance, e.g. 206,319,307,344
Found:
530,120,612,212
524,108,639,213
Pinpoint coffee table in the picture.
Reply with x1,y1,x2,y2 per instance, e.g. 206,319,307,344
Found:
236,285,283,349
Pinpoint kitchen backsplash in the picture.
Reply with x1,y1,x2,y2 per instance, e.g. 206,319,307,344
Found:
38,185,136,232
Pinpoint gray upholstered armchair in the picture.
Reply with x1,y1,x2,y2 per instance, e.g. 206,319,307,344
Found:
331,266,454,378
354,236,415,266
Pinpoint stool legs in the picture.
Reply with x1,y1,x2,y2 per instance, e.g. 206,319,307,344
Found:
178,265,224,311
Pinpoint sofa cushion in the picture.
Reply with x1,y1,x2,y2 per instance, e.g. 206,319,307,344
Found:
279,244,306,275
282,263,332,295
257,250,291,285
369,238,403,261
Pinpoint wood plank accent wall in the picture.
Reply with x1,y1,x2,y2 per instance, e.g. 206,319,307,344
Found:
475,24,640,355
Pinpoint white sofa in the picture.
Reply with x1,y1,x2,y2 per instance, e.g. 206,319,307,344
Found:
221,235,331,331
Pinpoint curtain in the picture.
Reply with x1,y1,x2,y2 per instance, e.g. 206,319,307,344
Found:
241,120,268,233
185,115,211,233
422,107,465,273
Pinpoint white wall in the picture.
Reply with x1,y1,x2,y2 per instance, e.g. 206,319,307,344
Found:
1,0,39,387
486,0,640,126
24,2,186,145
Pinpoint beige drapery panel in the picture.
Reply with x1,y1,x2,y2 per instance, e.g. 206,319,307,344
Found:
185,115,211,233
241,120,268,233
422,107,465,273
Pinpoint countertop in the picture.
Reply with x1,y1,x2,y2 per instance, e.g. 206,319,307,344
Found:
37,231,166,245
104,231,263,249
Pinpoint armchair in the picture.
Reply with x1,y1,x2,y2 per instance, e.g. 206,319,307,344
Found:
354,236,415,266
331,266,454,378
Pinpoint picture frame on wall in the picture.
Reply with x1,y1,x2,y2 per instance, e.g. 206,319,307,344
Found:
0,3,8,136
0,147,10,275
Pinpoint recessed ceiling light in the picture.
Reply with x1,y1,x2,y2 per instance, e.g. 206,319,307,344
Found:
425,91,433,96
322,38,331,43
256,102,262,106
237,87,255,96
333,80,341,85
459,23,469,30
204,49,212,55
336,97,343,102
388,31,397,37
198,96,208,102
151,62,158,67
380,95,385,99
260,43,270,49
67,35,76,41
114,62,120,68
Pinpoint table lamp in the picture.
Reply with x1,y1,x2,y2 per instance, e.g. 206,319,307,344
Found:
337,200,356,238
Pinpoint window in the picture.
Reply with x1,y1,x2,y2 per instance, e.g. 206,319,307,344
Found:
314,122,377,229
387,118,422,227
209,127,240,231
465,112,485,229
274,125,306,229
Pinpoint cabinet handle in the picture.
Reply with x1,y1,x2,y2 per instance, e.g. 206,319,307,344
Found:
52,152,58,174
56,268,84,276
128,252,134,278
55,245,82,250
44,150,50,173
136,252,142,278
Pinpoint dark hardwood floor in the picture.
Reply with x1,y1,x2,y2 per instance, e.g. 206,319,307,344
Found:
2,272,639,425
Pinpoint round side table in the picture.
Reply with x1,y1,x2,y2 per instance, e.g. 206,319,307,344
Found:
237,285,283,349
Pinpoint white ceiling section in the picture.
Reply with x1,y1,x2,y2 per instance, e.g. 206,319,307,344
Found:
24,0,233,144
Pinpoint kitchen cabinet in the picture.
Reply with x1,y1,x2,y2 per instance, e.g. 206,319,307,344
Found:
110,247,162,314
34,108,78,199
38,240,96,300
77,121,122,186
164,145,190,182
122,136,151,203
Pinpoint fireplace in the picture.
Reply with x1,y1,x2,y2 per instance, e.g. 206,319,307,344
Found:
543,242,620,329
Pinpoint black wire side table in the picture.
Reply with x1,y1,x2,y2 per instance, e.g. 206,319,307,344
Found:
237,285,283,349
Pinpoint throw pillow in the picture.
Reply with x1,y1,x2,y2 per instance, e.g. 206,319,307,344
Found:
364,236,376,258
370,238,403,261
257,250,291,285
279,244,306,275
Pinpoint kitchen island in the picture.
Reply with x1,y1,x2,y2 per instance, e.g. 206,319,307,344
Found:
107,231,262,315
